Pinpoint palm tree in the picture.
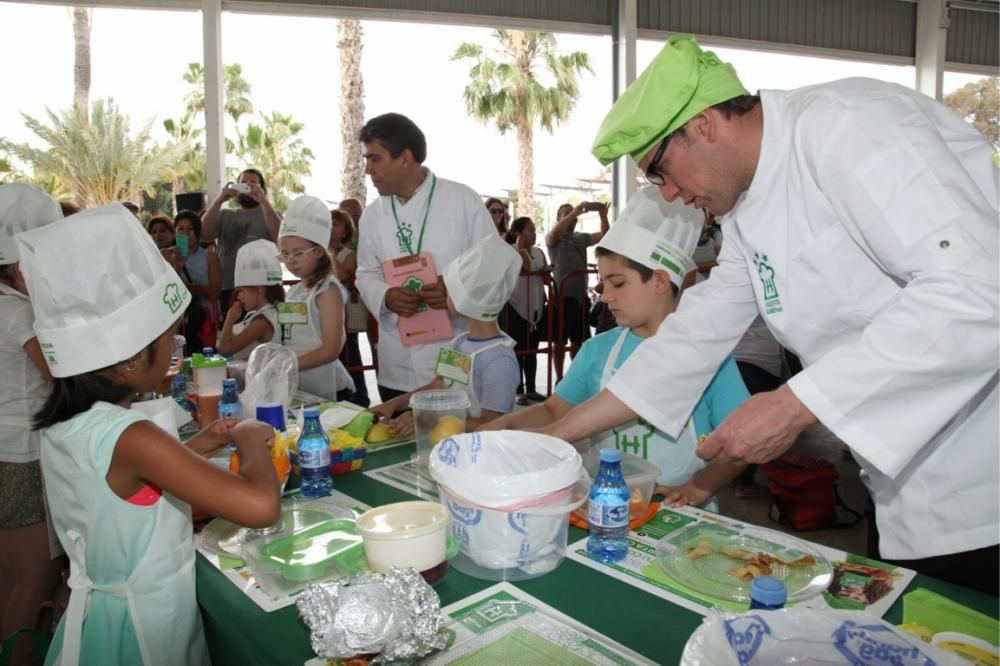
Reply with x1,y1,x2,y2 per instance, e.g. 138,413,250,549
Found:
71,7,91,114
1,99,188,208
181,62,254,126
233,111,314,211
453,30,591,216
163,111,206,195
337,18,367,203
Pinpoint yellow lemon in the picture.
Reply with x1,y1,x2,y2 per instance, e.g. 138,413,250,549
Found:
367,422,393,443
429,415,465,445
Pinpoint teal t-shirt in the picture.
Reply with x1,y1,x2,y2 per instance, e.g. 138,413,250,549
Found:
556,326,749,454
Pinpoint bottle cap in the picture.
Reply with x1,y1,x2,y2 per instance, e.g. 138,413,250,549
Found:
222,378,237,390
750,576,787,606
202,347,215,356
256,403,286,431
599,448,622,464
303,406,320,418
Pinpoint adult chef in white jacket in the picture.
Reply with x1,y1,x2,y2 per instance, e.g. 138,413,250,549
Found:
544,35,999,594
355,113,496,402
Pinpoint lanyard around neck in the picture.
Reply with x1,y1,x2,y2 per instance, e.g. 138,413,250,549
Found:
390,174,437,256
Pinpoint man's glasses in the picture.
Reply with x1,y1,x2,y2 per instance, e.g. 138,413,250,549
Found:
644,126,683,186
489,207,505,215
276,246,318,262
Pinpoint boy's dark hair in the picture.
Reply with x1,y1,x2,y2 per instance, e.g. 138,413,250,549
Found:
174,209,202,240
0,264,15,285
303,244,333,290
359,113,427,163
265,284,286,303
33,346,156,429
240,168,267,193
595,246,679,297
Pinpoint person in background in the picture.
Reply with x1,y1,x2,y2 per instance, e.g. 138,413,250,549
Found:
0,184,63,666
59,200,81,217
278,196,353,401
329,208,370,407
146,214,175,250
19,203,279,666
546,200,609,377
201,168,281,313
167,210,222,355
218,239,284,360
120,200,140,218
505,216,548,405
485,189,748,511
338,198,364,250
485,197,508,236
355,112,495,402
370,234,522,434
553,35,998,592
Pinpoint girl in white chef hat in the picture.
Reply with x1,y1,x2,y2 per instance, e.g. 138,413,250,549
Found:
485,188,750,512
18,204,280,666
0,184,63,665
277,195,354,401
217,238,285,360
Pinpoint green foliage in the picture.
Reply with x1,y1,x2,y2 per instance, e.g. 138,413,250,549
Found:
233,111,314,211
944,76,999,152
0,99,187,208
182,62,254,125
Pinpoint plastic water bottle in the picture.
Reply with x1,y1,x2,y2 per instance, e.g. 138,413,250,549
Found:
587,448,630,563
170,357,186,405
202,346,215,356
298,407,332,498
217,378,241,420
749,576,787,610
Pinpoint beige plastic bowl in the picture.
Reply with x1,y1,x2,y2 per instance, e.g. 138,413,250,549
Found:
356,501,450,573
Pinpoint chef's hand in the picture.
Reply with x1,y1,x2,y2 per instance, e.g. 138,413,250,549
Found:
419,278,448,310
187,418,241,457
697,385,816,465
385,287,422,317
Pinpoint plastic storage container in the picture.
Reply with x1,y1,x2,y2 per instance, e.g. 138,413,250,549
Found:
429,431,585,581
356,501,449,574
576,448,661,522
409,389,470,469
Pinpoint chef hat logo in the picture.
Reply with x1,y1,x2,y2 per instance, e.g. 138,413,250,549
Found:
163,283,185,314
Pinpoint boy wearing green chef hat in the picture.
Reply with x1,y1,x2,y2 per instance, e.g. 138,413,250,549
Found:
542,34,999,594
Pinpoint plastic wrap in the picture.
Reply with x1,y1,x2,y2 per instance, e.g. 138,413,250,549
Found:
242,343,298,419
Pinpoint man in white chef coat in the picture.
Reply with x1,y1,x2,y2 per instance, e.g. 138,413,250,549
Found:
543,35,999,593
355,112,495,402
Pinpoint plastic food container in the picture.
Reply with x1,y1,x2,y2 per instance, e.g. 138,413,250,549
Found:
356,501,450,574
258,518,363,581
429,431,586,581
577,448,661,521
409,389,470,469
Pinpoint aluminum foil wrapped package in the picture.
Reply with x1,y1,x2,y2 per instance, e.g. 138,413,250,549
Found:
297,567,446,663
242,343,298,419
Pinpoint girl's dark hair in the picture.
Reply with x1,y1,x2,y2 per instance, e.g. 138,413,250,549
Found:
265,284,286,304
0,264,15,285
330,209,355,245
174,210,202,241
505,216,533,244
303,244,333,290
33,346,155,429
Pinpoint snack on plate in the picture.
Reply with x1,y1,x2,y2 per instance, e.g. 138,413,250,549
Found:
719,546,755,561
730,563,771,582
687,537,713,560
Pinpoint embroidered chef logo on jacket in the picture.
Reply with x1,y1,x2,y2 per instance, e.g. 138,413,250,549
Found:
396,223,413,253
753,252,783,315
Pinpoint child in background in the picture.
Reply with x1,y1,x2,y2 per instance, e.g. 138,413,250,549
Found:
277,196,354,401
484,188,749,511
19,204,281,666
218,239,284,360
370,233,523,433
0,184,63,666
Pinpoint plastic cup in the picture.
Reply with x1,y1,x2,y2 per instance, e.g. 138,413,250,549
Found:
409,389,470,470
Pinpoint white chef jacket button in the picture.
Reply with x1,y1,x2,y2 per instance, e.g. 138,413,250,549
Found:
939,240,950,248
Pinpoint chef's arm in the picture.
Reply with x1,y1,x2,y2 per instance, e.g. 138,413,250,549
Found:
355,212,391,316
787,98,999,480
543,389,636,442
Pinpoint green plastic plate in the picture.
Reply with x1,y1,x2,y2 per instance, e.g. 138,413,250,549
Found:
259,518,364,582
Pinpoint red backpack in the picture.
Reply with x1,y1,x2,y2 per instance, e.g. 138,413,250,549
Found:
761,454,861,531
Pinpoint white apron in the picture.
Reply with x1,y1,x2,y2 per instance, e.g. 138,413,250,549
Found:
440,332,516,418
591,329,716,511
283,278,353,400
232,304,279,361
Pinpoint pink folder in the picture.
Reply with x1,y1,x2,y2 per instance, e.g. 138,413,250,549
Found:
382,253,453,347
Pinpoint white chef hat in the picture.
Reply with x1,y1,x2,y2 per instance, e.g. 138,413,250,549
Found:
16,203,191,378
277,195,331,249
0,184,63,265
443,234,522,321
596,186,703,287
234,239,283,287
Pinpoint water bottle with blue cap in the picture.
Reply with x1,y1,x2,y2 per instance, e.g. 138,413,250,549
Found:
749,576,787,610
587,448,630,563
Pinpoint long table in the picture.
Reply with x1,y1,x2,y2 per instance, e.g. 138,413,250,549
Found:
196,443,999,665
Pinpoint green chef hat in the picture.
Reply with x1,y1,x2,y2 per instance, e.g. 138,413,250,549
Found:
592,35,748,166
